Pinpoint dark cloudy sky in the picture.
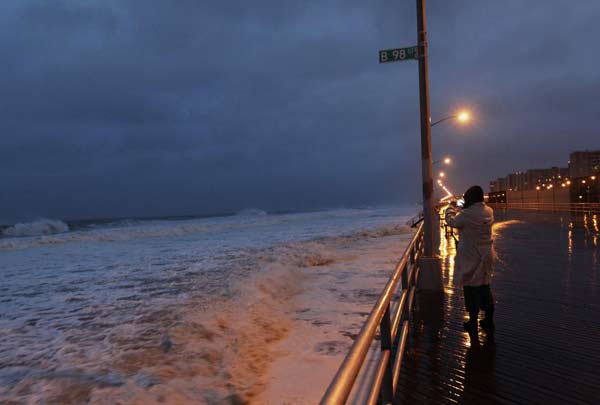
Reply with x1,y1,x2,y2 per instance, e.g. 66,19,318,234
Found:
2,1,599,223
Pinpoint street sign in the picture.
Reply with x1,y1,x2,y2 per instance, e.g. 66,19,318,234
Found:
378,46,419,63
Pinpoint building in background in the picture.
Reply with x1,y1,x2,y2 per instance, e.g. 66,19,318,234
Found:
525,167,569,189
487,150,600,204
569,151,600,179
489,177,508,192
489,167,568,192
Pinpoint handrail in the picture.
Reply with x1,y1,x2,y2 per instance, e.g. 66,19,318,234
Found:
320,223,424,404
489,202,600,214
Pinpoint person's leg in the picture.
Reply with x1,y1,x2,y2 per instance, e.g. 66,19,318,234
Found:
463,286,480,332
479,284,495,331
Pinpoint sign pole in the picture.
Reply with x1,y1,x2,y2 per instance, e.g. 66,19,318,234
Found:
416,0,443,290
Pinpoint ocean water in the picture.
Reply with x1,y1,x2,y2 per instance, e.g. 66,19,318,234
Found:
0,207,416,403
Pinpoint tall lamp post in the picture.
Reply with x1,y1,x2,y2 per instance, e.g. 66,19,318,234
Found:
414,0,442,291
415,0,470,289
415,0,471,291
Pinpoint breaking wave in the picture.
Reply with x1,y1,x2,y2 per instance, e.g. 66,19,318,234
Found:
0,221,230,251
319,223,412,244
85,218,144,229
0,216,411,252
236,208,268,217
2,219,69,237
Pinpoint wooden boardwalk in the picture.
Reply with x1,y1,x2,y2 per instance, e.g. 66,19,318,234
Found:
395,211,600,404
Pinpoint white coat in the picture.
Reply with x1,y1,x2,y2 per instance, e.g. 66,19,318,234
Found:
445,202,495,287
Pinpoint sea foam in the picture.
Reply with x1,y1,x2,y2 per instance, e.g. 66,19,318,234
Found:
236,208,268,216
2,219,69,237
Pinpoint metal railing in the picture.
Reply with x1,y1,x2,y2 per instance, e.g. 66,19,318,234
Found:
320,223,424,405
488,202,600,215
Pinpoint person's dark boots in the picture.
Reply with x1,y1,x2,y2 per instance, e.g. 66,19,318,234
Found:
463,319,478,334
479,318,495,333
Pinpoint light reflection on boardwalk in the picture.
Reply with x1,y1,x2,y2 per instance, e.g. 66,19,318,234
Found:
395,210,600,403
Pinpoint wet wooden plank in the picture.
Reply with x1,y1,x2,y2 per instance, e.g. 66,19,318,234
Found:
395,212,600,404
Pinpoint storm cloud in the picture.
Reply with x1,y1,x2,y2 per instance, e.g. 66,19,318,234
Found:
1,1,599,222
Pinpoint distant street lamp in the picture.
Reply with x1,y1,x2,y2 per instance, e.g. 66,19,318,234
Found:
586,185,591,202
548,184,556,211
431,110,471,127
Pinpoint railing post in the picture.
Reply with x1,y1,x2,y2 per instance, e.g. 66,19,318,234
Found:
402,251,411,291
379,304,394,404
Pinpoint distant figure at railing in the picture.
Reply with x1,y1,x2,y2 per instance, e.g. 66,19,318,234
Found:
445,185,496,337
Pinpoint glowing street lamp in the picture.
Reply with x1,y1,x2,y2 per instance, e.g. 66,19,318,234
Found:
457,111,470,122
433,156,452,165
439,172,445,178
431,110,472,127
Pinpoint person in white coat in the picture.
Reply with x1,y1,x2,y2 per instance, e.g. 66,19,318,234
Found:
445,185,496,335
